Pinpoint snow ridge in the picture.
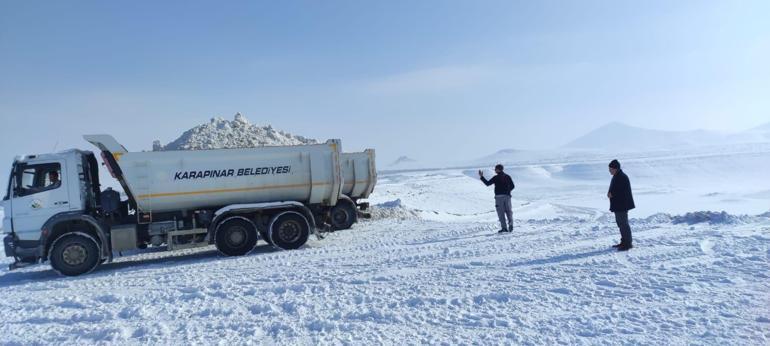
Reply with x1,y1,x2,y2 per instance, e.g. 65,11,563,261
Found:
154,113,317,151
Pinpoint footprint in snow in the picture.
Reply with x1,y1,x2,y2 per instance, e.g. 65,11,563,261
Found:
595,279,618,288
549,288,573,295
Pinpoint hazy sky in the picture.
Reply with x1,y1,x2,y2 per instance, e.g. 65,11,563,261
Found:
1,0,769,184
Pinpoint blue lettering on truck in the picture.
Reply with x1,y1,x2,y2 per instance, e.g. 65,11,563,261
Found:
174,166,291,181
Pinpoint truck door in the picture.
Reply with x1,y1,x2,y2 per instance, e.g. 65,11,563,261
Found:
11,161,71,241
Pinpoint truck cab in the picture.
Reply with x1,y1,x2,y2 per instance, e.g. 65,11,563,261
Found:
3,150,105,270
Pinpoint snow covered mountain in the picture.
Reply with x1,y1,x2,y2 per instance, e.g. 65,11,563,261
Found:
564,122,728,151
564,122,770,152
153,113,317,151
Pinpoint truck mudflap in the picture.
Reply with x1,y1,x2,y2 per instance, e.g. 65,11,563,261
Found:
3,234,14,258
4,234,42,270
356,202,372,219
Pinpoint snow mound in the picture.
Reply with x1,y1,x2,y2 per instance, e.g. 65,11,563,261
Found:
636,213,674,225
369,199,420,220
154,113,317,151
671,211,748,225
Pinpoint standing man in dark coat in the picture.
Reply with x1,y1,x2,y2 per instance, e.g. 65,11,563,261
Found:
479,164,515,233
607,159,635,251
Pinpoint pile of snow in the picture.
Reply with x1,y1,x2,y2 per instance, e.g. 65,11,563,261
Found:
153,113,317,151
370,199,420,220
376,199,403,208
671,211,750,225
628,212,768,226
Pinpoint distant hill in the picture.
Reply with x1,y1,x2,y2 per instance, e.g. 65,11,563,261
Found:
736,122,770,142
470,149,522,166
154,113,317,151
564,122,728,151
390,156,417,167
751,122,770,131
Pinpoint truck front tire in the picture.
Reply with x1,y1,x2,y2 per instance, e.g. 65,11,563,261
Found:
269,212,310,250
49,233,101,276
215,218,258,256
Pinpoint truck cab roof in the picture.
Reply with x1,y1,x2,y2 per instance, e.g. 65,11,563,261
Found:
14,149,94,164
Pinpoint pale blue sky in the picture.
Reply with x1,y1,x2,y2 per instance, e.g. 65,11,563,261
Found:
1,0,769,183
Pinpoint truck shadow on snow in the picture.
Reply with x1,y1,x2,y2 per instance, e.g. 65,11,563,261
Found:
0,245,281,288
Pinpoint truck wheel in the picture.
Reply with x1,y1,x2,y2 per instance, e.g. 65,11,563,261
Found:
215,217,258,256
49,232,101,276
269,212,310,250
330,202,357,230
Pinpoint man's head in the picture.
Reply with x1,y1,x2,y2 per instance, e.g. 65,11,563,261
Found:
48,171,59,184
494,164,504,174
608,160,620,176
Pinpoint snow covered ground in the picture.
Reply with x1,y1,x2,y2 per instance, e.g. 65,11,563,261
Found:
1,149,769,344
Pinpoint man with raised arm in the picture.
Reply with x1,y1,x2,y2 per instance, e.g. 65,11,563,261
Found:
479,164,515,233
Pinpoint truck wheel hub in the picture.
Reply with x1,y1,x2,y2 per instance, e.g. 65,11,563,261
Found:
62,244,88,266
278,221,301,242
227,227,246,245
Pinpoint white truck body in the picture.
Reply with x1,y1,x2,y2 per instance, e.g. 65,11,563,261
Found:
3,135,355,276
340,150,377,200
84,135,343,213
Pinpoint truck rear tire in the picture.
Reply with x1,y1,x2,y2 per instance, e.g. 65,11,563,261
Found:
330,202,357,230
49,232,101,276
215,218,258,256
269,212,310,250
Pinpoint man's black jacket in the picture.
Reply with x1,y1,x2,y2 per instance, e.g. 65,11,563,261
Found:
609,169,635,212
481,172,515,196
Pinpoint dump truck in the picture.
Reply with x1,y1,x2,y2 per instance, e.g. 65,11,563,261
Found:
2,135,345,276
329,150,377,230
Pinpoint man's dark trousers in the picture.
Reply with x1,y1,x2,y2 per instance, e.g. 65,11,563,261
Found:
615,211,632,246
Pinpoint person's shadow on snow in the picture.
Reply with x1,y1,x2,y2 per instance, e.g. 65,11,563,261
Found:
506,248,609,268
